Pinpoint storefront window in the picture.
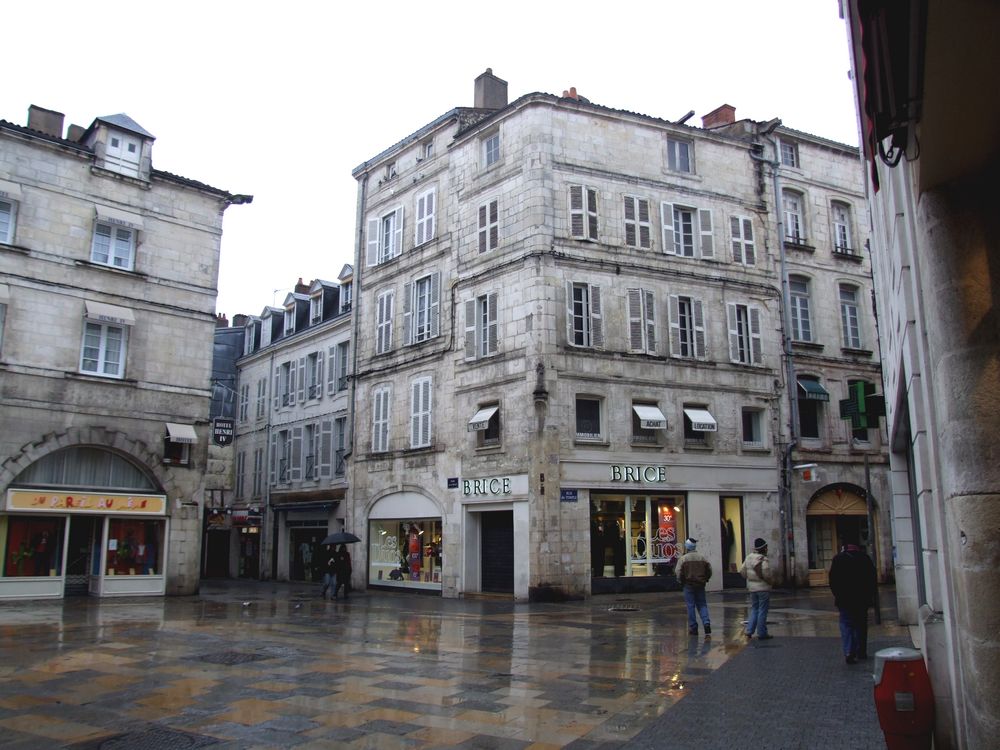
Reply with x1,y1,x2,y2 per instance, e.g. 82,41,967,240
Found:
3,517,65,577
368,518,442,590
591,495,686,578
107,518,163,575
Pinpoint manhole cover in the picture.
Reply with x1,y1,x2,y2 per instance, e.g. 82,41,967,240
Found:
70,726,218,749
195,651,270,665
608,604,640,612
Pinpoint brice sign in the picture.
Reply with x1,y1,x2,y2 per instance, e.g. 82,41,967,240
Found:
463,477,512,496
610,465,667,483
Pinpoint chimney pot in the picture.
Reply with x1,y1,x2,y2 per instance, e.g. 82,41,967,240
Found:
233,314,249,328
215,313,229,328
474,69,508,110
27,105,66,139
701,104,737,129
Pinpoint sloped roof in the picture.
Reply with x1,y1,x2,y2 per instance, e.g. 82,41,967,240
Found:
90,113,155,139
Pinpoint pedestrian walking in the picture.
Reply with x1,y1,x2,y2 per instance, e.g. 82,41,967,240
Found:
333,544,352,599
829,539,877,664
676,537,713,635
741,537,773,640
319,544,335,599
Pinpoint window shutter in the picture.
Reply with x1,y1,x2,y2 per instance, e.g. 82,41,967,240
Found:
319,419,333,478
269,431,277,485
661,202,675,255
273,366,280,409
296,357,305,403
565,281,575,344
624,197,637,247
487,291,498,355
750,306,763,364
743,219,755,265
693,298,706,358
429,272,440,338
586,188,598,240
699,209,714,259
366,217,379,267
410,381,422,447
416,193,426,245
669,294,681,356
478,204,488,253
372,390,382,452
402,281,413,346
427,191,435,241
489,199,499,249
316,350,324,400
392,207,404,258
569,186,585,238
464,299,477,360
290,426,302,481
644,289,656,354
639,199,651,249
727,303,741,363
730,216,744,264
327,345,337,395
590,284,604,349
421,379,432,446
627,288,644,353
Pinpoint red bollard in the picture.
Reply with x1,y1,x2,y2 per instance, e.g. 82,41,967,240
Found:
873,647,935,749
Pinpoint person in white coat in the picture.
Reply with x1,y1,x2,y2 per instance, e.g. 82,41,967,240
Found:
740,537,773,639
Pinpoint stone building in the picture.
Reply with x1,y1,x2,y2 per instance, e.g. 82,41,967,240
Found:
846,1,1000,746
346,71,888,601
0,105,249,598
231,268,353,582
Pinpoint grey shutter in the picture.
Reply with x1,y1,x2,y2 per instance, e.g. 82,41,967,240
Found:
319,419,333,478
669,294,681,356
366,217,379,266
743,218,756,265
402,281,413,346
565,281,575,345
727,303,741,363
392,207,404,258
590,285,604,349
416,192,427,245
489,199,499,249
478,204,488,252
429,272,440,338
627,288,644,352
316,350,324,400
410,380,421,447
644,289,656,354
624,197,637,247
569,185,584,238
327,345,337,395
639,199,652,249
268,431,277,485
487,291,498,355
586,188,598,240
290,426,302,482
750,306,763,364
464,299,477,360
273,366,280,409
693,298,706,358
699,209,715,259
296,357,305,403
730,216,744,264
661,202,675,255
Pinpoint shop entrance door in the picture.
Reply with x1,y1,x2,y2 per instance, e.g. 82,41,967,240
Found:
290,529,323,582
719,496,746,588
64,516,99,596
203,530,231,578
480,511,513,593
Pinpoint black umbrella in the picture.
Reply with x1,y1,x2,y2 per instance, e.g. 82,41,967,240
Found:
321,531,361,545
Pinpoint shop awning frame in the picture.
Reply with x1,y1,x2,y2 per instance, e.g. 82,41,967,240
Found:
85,300,135,326
165,422,197,444
798,378,831,402
468,406,499,432
632,405,667,430
683,408,718,432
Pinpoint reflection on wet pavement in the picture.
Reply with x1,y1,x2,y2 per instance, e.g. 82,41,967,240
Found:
0,582,903,748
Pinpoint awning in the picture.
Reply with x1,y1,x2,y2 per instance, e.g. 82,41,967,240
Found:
632,405,667,430
798,379,830,402
95,204,144,231
0,179,23,201
85,300,135,326
165,422,198,444
468,406,498,432
683,408,717,432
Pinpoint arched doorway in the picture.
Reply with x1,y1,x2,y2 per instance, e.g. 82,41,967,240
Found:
806,483,874,586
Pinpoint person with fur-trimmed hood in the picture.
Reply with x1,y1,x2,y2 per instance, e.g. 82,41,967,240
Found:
676,538,713,635
741,537,773,640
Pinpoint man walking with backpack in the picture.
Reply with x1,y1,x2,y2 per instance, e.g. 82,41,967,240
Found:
676,538,713,635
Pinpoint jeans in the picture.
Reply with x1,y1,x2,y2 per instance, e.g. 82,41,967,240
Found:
746,590,770,636
683,585,710,630
838,607,869,658
322,572,336,597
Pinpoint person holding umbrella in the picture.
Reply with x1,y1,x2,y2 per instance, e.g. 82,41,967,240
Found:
333,544,352,599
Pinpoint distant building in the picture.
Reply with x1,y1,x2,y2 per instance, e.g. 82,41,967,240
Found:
846,2,1000,747
345,71,888,600
0,105,250,598
228,268,353,582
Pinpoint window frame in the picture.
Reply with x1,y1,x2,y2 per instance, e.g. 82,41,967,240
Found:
404,272,441,345
104,130,142,177
669,294,706,359
91,221,136,271
730,215,756,265
80,320,127,379
741,407,766,448
832,201,853,254
410,375,433,449
465,292,499,360
666,137,693,173
569,185,599,241
727,303,763,365
0,197,16,244
839,284,863,349
375,289,394,355
631,400,664,445
476,401,502,448
372,385,391,454
797,375,824,441
789,275,813,342
626,288,657,355
623,195,652,249
483,132,501,168
575,396,604,442
478,197,499,253
783,190,807,244
566,282,604,349
779,139,799,168
366,206,404,267
415,187,436,246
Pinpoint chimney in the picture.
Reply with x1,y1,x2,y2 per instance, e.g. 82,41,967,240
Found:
67,124,86,142
215,313,229,328
294,278,310,295
701,104,736,129
233,314,249,328
474,68,508,110
561,87,579,99
27,105,65,139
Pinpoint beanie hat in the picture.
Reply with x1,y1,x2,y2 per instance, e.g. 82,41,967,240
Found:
753,537,768,551
684,538,697,551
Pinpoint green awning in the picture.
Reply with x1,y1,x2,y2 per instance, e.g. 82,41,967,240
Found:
798,379,830,402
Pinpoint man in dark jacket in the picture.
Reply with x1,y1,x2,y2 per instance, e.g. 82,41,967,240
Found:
676,538,713,635
829,540,877,663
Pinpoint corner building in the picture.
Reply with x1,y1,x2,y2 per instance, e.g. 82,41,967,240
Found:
0,105,248,598
348,72,887,600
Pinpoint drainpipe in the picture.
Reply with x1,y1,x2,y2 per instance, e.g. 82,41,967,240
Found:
750,120,799,587
265,347,276,580
347,173,369,537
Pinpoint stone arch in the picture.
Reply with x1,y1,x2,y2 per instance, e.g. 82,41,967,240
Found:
805,482,877,586
0,426,177,500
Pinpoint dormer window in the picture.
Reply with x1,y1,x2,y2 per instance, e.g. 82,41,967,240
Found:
284,307,295,335
105,130,142,178
341,281,352,312
310,294,323,323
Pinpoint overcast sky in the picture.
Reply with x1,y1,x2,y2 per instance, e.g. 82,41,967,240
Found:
5,1,858,321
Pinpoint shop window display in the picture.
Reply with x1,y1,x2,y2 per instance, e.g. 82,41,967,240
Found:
4,517,65,577
368,519,442,590
590,495,686,578
107,518,163,575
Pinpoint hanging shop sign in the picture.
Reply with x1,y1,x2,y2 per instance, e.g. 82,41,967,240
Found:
6,489,166,515
212,418,235,446
610,465,668,483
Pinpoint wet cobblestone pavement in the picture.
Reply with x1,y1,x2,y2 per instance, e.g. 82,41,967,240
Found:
0,581,909,748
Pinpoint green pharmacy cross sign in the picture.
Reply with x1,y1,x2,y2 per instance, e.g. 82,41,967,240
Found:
839,381,886,430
